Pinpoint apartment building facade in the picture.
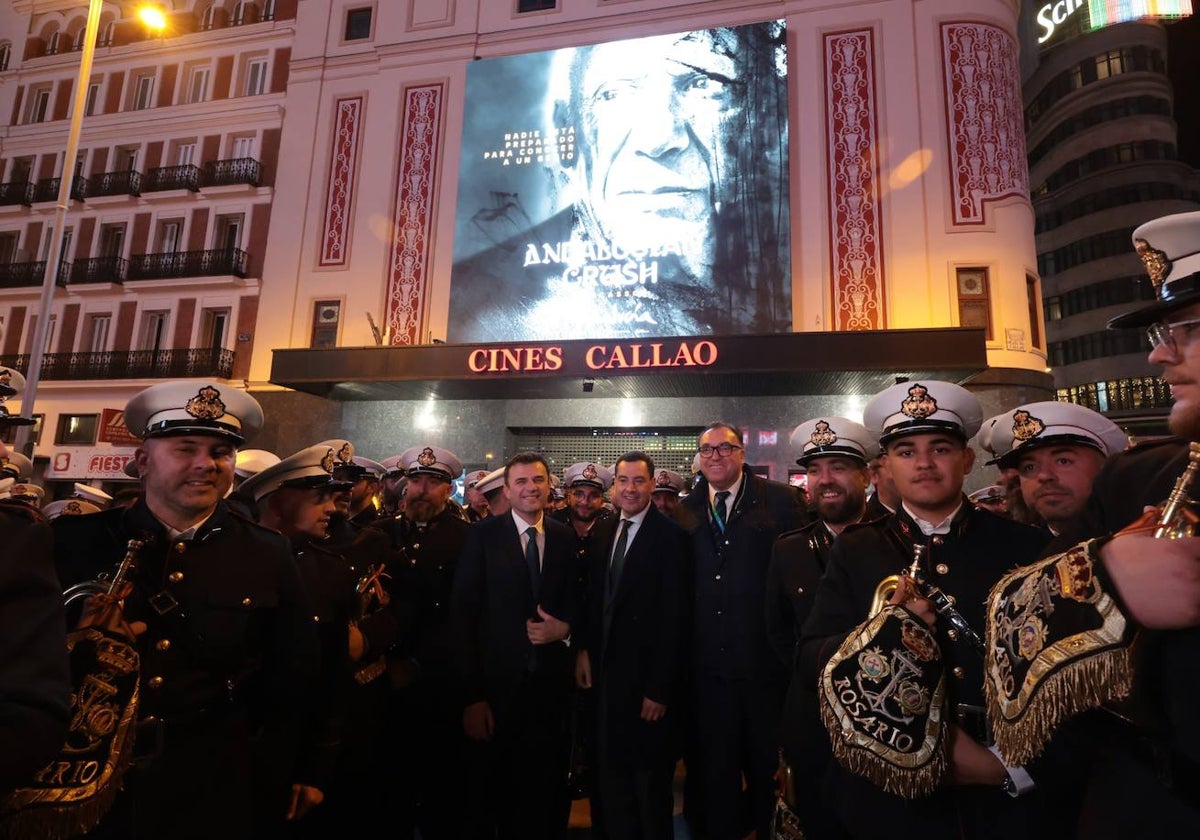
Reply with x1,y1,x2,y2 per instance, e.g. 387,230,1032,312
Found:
2,0,1053,493
1023,12,1200,436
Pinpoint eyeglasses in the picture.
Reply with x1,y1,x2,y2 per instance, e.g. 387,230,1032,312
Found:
1146,318,1200,353
698,442,743,458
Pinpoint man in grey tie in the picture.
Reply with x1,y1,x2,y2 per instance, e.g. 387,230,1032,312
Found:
450,452,579,840
576,451,690,840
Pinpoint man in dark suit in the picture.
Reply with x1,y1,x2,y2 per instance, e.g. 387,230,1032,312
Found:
575,451,690,840
680,422,807,840
450,452,578,840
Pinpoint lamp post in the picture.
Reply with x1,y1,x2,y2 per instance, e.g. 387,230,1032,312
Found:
14,3,164,457
13,0,102,457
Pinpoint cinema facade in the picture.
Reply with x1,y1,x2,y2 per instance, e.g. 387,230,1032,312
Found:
2,0,1057,491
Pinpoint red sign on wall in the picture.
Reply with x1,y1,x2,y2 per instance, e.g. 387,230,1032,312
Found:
98,409,140,447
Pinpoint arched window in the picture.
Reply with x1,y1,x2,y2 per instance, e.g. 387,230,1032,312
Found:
200,5,218,30
46,30,62,55
0,42,11,72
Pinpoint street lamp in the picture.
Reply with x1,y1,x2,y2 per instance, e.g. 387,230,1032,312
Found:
13,3,166,456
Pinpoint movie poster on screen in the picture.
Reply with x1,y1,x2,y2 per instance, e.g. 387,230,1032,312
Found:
448,20,791,342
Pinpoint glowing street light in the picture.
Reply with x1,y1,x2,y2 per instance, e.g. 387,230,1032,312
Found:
14,4,167,456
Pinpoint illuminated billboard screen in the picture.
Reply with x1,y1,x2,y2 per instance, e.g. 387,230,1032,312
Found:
447,21,791,342
1087,0,1192,29
1036,0,1192,46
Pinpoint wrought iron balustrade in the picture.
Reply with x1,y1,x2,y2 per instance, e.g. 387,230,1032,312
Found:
202,158,261,187
0,181,34,206
69,256,127,284
0,260,70,288
0,347,234,381
33,176,88,203
89,170,142,197
143,165,201,192
128,248,248,280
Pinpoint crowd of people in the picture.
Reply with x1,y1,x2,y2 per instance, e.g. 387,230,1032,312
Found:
0,210,1198,840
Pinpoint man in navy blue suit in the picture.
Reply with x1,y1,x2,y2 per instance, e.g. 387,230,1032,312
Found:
576,451,690,840
450,452,579,840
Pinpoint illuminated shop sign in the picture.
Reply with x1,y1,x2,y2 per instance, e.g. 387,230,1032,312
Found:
466,339,719,374
447,20,791,342
1036,0,1088,43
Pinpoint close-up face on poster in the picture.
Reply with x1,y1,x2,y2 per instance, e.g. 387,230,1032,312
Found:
448,20,791,342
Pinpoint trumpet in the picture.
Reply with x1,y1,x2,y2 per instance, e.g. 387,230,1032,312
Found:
869,543,985,654
1153,441,1200,538
63,538,144,610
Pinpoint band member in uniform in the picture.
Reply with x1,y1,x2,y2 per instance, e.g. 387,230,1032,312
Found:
464,469,492,522
966,484,1008,517
51,381,320,840
649,469,687,521
0,435,70,798
765,417,876,839
984,402,1128,540
984,211,1200,837
552,461,618,576
864,454,899,519
377,455,408,518
276,441,403,834
680,422,806,840
800,381,1050,839
239,444,357,833
450,452,578,840
373,444,470,840
476,467,510,517
575,452,689,840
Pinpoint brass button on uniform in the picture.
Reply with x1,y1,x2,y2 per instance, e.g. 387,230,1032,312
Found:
242,597,252,607
931,536,944,546
168,571,184,583
796,586,804,595
174,542,186,554
947,629,959,641
952,667,965,679
155,639,171,651
148,676,164,688
935,563,949,575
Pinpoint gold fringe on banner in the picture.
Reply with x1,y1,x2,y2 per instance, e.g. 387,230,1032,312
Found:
819,605,949,799
985,540,1133,767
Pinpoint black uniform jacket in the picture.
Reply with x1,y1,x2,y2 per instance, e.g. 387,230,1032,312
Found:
799,502,1050,838
374,507,470,680
680,468,807,682
579,505,690,770
450,513,578,706
324,517,407,659
0,503,70,793
292,539,357,791
51,499,320,838
1067,437,1200,834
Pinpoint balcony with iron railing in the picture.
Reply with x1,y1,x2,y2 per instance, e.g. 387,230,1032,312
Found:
202,158,261,188
69,256,127,285
0,182,34,207
89,170,141,198
128,248,248,280
0,347,234,380
33,176,88,203
0,260,69,289
143,165,202,192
